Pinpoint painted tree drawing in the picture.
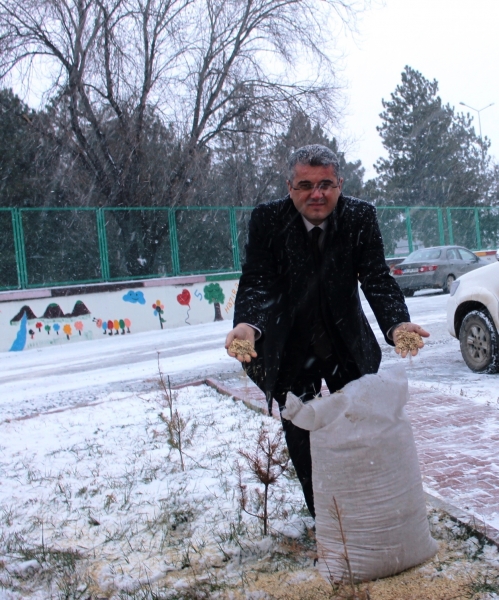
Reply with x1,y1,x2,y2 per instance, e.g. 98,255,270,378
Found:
203,283,225,321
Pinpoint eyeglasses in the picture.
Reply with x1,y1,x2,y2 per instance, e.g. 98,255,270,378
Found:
289,180,341,192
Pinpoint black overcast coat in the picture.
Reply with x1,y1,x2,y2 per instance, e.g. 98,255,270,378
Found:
233,194,411,396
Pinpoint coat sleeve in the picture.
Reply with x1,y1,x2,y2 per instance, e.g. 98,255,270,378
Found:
355,204,410,345
233,204,278,336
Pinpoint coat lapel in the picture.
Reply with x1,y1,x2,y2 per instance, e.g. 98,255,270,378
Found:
278,196,313,276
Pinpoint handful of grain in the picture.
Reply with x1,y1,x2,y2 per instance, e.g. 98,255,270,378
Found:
395,330,423,353
228,339,255,357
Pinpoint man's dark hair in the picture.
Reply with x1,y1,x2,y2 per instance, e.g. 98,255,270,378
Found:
287,144,341,181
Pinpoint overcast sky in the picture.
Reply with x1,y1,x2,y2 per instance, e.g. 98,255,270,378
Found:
338,0,499,179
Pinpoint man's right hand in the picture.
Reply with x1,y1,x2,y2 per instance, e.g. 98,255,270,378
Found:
225,324,258,363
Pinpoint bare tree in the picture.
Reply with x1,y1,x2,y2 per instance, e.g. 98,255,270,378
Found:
0,0,362,272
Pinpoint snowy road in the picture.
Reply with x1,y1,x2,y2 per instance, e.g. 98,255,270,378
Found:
2,290,499,421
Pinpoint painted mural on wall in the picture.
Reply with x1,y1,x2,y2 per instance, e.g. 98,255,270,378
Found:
203,283,225,321
9,300,92,351
176,289,191,324
152,300,166,329
93,318,132,335
123,290,146,305
223,282,239,316
2,278,239,353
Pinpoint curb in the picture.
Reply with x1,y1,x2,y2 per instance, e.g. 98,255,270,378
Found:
425,491,499,548
205,377,280,419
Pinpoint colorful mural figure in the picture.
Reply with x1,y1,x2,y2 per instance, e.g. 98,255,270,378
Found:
152,300,166,329
203,283,225,321
63,324,72,340
43,303,65,319
29,329,35,339
44,324,51,335
35,322,43,333
75,321,84,335
194,289,203,301
123,290,146,304
10,305,36,322
10,301,91,323
9,312,28,351
93,317,132,335
176,289,191,324
53,324,61,335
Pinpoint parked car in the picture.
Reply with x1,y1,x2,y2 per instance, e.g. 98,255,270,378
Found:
391,245,488,297
447,261,499,373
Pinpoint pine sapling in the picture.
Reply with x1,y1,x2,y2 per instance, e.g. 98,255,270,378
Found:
156,354,194,471
237,425,289,535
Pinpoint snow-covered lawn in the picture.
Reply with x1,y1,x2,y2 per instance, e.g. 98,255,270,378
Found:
0,382,313,598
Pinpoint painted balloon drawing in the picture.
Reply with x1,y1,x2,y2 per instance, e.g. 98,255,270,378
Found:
177,289,191,324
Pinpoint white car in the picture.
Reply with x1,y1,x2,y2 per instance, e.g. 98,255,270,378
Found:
447,261,499,374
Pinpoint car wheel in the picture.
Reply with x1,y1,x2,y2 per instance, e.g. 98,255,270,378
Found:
459,310,499,374
403,289,415,297
443,274,455,294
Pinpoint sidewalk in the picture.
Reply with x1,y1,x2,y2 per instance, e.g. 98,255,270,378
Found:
206,371,499,536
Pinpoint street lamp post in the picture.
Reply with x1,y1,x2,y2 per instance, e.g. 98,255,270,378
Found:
459,101,494,141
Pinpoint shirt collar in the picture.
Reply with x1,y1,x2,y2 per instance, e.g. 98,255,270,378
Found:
301,216,327,232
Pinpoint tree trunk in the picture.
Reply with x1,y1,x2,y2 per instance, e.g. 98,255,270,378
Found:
214,302,223,321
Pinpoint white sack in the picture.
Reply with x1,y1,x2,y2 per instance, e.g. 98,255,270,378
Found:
282,364,437,582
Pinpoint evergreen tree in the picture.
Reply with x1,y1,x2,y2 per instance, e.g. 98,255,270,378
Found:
374,66,490,209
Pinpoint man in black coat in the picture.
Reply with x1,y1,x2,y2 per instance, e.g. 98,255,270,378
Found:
225,144,429,517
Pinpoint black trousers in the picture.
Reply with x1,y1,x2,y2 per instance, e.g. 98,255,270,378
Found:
273,351,360,519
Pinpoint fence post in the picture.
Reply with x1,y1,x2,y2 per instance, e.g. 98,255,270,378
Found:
12,208,28,289
474,208,482,250
446,208,454,245
97,208,110,281
437,208,445,246
404,207,413,253
229,207,241,271
168,208,180,276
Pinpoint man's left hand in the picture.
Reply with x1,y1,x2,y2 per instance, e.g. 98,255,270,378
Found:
393,322,430,358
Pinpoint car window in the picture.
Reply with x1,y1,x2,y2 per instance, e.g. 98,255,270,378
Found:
406,248,442,261
458,249,477,261
447,249,460,260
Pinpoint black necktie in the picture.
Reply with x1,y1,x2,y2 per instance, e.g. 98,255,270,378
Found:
309,226,331,360
310,227,322,267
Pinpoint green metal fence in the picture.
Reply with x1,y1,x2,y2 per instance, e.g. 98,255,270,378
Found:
1,205,498,291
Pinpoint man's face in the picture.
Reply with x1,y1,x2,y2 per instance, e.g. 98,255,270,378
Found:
287,163,343,225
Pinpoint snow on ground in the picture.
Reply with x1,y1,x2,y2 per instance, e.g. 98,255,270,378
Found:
0,384,308,598
2,292,499,597
0,320,241,421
